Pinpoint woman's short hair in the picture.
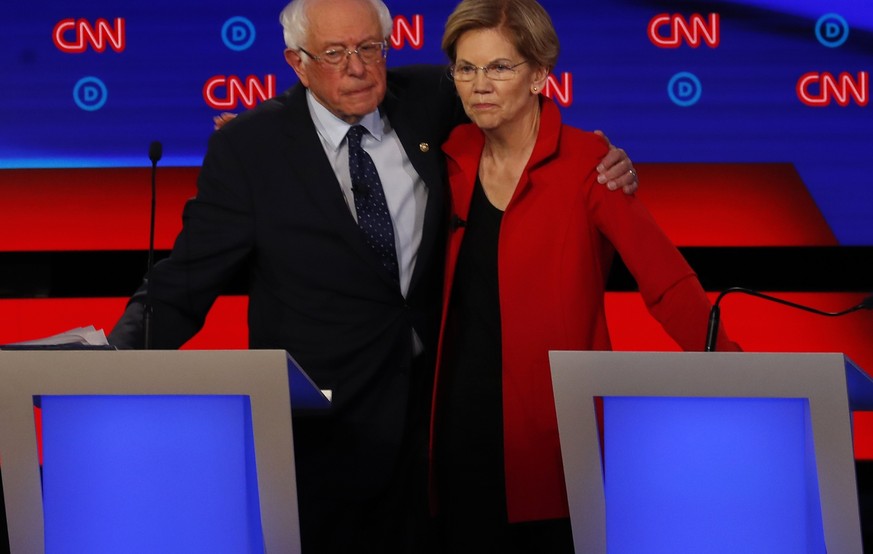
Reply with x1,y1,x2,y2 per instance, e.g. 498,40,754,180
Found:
442,0,559,70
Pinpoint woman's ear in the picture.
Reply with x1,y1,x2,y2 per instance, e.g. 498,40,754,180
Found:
531,65,550,94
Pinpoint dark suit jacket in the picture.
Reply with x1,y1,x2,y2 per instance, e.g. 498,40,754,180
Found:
109,65,464,533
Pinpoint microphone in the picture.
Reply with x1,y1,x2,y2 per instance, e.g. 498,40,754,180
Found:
149,141,162,165
144,141,162,350
705,287,873,352
451,214,466,231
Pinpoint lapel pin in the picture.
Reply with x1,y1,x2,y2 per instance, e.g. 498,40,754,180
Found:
419,142,430,153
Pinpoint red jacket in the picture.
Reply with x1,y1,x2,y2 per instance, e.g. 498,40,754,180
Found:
430,98,740,523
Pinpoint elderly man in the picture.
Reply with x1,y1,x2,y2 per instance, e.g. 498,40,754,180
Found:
109,0,637,551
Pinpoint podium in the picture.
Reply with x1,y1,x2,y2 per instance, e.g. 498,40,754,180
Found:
549,351,873,554
0,349,328,553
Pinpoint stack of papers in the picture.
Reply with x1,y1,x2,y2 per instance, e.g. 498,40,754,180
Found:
1,326,111,349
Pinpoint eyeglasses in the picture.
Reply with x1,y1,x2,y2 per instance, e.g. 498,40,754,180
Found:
449,61,528,81
298,41,388,68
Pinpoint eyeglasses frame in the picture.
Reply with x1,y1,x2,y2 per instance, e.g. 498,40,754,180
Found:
448,60,529,82
297,41,389,68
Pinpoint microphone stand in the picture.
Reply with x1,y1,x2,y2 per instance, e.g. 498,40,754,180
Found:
705,286,873,352
144,141,162,349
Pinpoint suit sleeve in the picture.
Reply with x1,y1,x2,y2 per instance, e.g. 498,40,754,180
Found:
109,129,255,349
588,176,741,352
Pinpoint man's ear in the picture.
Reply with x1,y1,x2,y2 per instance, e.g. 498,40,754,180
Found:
285,49,310,88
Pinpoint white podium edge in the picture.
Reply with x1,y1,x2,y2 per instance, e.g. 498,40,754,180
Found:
549,350,868,554
0,349,312,554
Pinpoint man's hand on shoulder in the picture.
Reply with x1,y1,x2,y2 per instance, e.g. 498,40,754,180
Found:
594,130,638,194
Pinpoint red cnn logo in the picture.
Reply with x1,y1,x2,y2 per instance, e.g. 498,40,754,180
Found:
390,15,424,50
53,18,126,53
797,72,869,107
543,72,573,107
203,75,277,110
648,13,720,48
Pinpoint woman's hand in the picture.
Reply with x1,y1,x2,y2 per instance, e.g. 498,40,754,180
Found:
213,112,238,130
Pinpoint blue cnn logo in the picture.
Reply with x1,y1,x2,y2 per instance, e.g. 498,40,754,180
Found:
73,76,108,111
222,16,256,51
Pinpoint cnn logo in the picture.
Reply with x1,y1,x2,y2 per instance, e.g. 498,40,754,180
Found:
797,72,868,107
53,18,125,53
391,15,423,50
204,75,277,110
648,13,720,48
543,72,573,107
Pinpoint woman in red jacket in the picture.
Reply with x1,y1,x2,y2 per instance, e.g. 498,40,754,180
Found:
430,0,741,552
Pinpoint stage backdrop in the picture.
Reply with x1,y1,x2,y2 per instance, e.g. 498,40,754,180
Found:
2,1,873,452
3,0,871,243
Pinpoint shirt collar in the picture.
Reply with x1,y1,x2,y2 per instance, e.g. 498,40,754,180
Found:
305,90,383,152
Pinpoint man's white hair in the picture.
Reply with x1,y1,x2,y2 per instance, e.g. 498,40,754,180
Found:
279,0,393,50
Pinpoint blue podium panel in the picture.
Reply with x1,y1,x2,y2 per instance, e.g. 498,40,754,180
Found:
40,395,264,554
604,397,825,554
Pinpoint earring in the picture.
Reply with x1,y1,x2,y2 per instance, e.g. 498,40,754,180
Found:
532,86,539,92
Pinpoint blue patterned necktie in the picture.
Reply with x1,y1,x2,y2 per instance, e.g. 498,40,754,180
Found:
347,125,399,282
